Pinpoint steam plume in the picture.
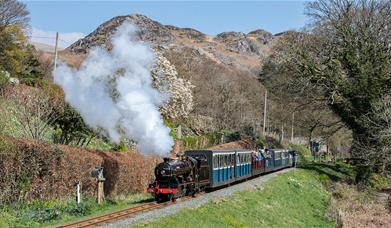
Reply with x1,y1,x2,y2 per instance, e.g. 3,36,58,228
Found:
53,22,174,156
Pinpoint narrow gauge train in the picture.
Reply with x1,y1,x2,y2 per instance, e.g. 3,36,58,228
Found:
147,149,297,202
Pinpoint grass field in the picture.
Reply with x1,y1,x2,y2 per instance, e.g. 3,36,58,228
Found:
136,168,335,228
0,193,153,228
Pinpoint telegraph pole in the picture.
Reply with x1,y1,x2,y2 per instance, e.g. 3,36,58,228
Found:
262,90,267,136
54,32,59,71
291,112,294,142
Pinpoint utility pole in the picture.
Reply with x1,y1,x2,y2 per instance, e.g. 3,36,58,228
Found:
291,112,294,142
281,124,284,142
54,32,59,71
262,90,267,136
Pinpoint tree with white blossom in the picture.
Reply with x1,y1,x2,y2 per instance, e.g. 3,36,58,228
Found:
152,51,194,119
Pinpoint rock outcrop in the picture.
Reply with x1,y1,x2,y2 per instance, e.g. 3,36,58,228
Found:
69,14,173,53
66,14,276,72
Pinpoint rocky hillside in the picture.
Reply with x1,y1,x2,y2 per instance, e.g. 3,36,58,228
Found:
59,14,279,134
66,14,275,73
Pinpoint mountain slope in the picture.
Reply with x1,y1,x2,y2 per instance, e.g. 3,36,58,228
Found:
61,14,277,134
66,14,275,72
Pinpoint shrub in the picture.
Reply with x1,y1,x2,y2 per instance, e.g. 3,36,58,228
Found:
52,103,94,146
65,203,90,216
0,70,10,96
24,208,59,223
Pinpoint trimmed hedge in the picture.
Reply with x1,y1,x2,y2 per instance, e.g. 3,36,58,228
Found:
0,137,159,204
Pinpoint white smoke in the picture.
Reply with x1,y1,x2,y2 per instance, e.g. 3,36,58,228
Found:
53,22,174,156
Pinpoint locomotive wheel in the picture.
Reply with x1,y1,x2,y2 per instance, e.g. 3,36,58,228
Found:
155,195,162,203
169,194,175,202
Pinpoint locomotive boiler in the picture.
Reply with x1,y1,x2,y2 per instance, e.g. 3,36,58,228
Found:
147,156,210,202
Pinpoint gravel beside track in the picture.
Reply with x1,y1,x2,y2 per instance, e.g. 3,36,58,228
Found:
102,168,293,228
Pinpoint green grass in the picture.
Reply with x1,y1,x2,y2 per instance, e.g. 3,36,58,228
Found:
0,193,153,228
288,143,312,162
84,137,114,151
181,133,220,150
136,169,335,228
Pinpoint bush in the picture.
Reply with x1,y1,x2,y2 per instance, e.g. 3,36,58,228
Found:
220,130,241,143
112,141,127,152
24,208,59,223
65,203,90,216
52,103,94,146
362,173,390,191
0,70,9,96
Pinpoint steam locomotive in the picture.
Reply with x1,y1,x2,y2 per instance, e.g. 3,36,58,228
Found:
147,149,297,202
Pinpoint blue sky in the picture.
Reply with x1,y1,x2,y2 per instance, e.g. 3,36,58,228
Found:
24,1,308,47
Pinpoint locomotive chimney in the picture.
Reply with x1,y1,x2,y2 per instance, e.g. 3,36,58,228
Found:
163,157,170,163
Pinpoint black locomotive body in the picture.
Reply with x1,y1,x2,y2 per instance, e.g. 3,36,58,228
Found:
147,156,209,202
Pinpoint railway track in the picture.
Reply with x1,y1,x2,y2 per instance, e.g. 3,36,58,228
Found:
58,202,162,228
58,194,203,228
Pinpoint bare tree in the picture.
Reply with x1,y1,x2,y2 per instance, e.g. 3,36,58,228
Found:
0,0,29,31
6,85,63,140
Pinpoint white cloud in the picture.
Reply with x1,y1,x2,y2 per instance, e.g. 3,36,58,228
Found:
30,27,85,49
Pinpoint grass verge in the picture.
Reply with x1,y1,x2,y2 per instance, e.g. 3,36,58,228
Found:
0,193,153,228
136,169,335,228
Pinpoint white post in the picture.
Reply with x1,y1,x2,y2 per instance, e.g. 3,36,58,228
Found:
76,181,81,204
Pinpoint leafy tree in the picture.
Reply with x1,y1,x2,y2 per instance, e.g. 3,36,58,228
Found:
52,103,95,146
261,0,391,181
0,25,44,85
0,1,44,85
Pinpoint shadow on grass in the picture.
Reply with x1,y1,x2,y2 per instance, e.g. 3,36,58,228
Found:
133,198,155,204
300,162,354,183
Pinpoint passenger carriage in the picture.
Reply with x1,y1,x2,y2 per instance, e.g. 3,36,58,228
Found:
185,150,252,188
